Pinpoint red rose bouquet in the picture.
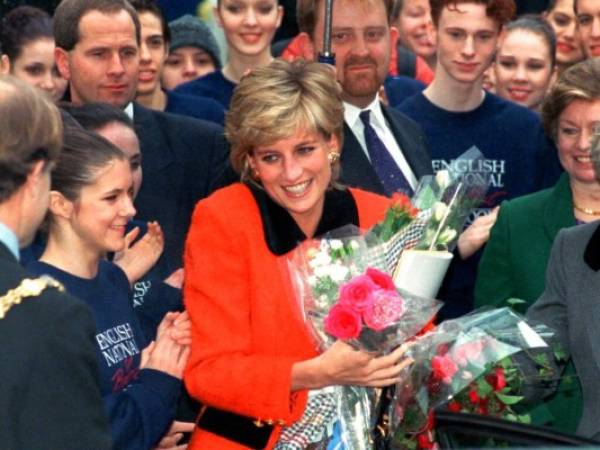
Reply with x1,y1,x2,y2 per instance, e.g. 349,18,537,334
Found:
389,308,558,450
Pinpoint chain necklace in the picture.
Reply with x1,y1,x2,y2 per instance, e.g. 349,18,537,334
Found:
573,202,600,216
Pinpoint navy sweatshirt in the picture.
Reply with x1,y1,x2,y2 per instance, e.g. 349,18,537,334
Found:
174,70,236,109
397,92,562,318
27,260,181,450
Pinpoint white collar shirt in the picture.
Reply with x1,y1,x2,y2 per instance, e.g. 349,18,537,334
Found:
344,98,418,190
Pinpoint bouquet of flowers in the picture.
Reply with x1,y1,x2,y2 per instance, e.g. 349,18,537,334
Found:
392,148,490,298
288,228,441,353
389,307,559,450
280,228,442,450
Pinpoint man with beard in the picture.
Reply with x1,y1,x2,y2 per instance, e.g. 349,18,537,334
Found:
295,0,431,195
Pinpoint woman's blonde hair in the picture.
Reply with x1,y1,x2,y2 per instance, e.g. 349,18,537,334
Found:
225,58,344,182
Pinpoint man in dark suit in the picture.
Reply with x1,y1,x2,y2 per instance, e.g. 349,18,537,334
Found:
294,0,431,196
53,0,232,278
0,75,111,450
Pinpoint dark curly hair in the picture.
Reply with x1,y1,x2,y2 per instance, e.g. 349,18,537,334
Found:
430,0,516,28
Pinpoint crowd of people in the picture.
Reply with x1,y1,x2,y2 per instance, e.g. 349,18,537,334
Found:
2,0,600,448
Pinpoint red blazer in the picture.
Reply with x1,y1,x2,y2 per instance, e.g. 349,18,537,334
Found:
183,183,391,449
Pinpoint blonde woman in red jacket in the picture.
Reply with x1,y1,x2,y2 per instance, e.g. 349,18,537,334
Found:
183,59,412,449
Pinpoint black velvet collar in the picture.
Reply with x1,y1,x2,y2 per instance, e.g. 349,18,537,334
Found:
247,183,360,256
584,222,600,271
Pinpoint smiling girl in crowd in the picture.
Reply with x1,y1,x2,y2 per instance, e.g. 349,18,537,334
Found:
175,0,283,108
494,16,557,112
544,0,584,76
27,125,191,450
0,6,67,102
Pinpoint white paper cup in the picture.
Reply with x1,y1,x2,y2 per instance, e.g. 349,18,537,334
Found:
393,249,453,299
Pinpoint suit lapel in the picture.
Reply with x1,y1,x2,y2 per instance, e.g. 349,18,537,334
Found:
381,104,429,179
133,103,174,174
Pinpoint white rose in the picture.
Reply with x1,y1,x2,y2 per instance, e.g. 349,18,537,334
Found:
432,201,448,222
435,170,451,190
330,265,349,282
438,227,458,244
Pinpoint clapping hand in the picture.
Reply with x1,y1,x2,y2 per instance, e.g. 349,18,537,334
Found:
114,221,164,285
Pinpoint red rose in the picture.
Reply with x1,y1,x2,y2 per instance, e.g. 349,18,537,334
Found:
338,275,377,312
363,289,404,331
486,367,507,391
448,401,462,413
366,267,396,291
468,389,479,405
324,304,362,339
417,433,435,449
431,354,458,384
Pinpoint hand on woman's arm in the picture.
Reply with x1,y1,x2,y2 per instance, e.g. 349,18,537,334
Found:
291,341,412,391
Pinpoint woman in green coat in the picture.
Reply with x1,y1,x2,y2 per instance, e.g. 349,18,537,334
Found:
475,59,600,434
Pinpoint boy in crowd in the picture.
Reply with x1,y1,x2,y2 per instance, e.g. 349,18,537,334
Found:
397,0,562,318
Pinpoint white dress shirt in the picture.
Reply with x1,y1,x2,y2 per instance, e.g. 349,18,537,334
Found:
344,98,418,190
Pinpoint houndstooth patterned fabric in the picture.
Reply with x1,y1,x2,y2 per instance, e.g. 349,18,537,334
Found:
366,210,432,273
274,389,338,450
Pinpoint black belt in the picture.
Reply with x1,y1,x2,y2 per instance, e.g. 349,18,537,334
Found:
196,406,275,449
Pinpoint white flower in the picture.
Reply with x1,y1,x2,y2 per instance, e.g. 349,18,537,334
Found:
309,252,332,269
329,239,344,250
329,265,349,282
314,266,331,278
438,227,457,244
349,240,360,250
308,275,317,287
432,202,448,222
435,170,451,190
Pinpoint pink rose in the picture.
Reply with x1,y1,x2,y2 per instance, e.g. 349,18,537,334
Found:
363,289,404,331
324,304,362,339
452,340,484,367
431,354,458,384
338,275,377,312
366,267,396,291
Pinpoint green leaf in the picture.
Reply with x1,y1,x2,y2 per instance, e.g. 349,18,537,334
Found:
517,414,531,424
506,298,526,307
554,344,568,362
495,393,524,405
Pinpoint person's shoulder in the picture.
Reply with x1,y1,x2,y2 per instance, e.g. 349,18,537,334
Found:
0,265,90,332
484,93,542,125
396,91,427,112
165,91,225,124
134,102,223,134
501,184,555,215
195,183,252,213
383,102,426,133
